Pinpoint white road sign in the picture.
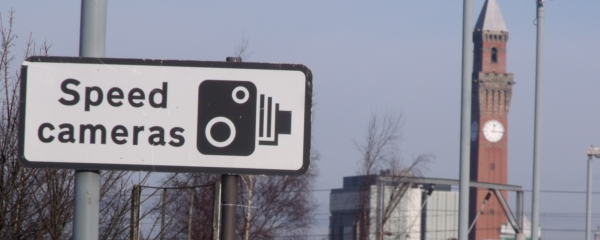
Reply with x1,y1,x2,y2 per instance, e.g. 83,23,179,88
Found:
19,57,312,175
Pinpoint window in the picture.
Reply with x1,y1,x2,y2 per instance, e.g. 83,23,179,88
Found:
491,47,498,63
491,163,496,170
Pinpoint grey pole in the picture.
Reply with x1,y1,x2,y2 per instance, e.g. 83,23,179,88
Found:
74,2,106,239
220,57,241,240
517,191,524,230
531,1,544,240
457,0,473,240
79,0,107,58
587,154,593,240
220,175,238,240
377,179,384,239
516,191,526,240
586,146,600,240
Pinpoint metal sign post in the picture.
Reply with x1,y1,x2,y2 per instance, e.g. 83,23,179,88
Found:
219,57,241,240
73,0,106,239
531,1,545,240
458,0,473,239
220,175,238,240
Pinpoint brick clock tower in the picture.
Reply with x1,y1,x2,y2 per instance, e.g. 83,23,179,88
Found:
469,0,514,240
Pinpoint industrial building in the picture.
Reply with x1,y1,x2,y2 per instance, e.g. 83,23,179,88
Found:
328,172,536,240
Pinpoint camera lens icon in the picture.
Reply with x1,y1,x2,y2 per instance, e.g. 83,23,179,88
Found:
232,86,249,104
205,117,236,148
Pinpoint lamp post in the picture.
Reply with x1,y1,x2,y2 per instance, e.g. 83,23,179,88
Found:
586,146,600,240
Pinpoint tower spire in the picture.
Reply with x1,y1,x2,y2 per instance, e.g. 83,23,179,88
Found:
474,0,508,32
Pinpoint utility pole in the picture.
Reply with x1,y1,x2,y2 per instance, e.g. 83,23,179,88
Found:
458,0,473,240
586,146,600,240
73,1,106,239
531,1,545,240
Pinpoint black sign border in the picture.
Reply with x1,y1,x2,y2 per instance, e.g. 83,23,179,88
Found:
19,56,312,176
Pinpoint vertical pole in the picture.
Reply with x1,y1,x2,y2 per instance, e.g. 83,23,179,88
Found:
79,0,107,57
74,170,101,240
515,191,526,240
161,188,167,240
188,188,195,240
74,1,106,240
213,182,222,240
378,177,385,239
587,155,593,240
220,56,241,240
458,0,473,240
377,179,384,239
130,185,140,240
516,191,524,230
531,1,545,240
221,175,239,240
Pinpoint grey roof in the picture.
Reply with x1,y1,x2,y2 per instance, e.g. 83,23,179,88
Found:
474,0,508,32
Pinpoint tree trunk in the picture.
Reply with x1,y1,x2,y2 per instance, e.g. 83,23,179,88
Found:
241,175,255,240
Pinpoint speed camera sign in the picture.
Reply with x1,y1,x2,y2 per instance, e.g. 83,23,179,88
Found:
19,56,312,175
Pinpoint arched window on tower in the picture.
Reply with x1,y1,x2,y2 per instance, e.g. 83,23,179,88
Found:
491,47,498,63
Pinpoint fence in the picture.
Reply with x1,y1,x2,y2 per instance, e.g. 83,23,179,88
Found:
130,182,221,240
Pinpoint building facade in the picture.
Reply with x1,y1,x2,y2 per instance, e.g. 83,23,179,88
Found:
329,173,459,240
328,174,534,240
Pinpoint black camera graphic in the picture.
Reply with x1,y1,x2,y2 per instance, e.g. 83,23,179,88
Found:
197,80,292,156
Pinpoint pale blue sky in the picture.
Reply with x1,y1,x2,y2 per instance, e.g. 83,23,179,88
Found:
3,1,600,239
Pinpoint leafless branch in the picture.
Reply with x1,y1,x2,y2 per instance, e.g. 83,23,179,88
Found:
354,111,432,240
0,10,145,240
233,31,253,60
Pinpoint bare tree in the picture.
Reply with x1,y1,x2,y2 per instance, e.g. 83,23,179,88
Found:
99,171,153,240
232,31,252,60
240,174,256,240
354,112,431,240
0,9,152,240
0,9,58,239
142,173,220,240
153,149,318,240
237,153,318,240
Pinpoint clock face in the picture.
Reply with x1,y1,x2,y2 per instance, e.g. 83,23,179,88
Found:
482,120,504,143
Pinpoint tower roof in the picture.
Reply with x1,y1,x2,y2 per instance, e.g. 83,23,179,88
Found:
474,0,508,32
